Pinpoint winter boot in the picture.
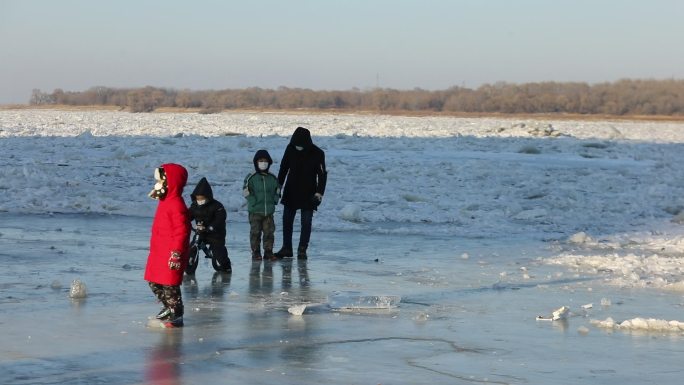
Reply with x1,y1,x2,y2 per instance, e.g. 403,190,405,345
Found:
252,249,262,260
162,314,184,328
263,249,277,261
297,246,308,259
274,247,293,259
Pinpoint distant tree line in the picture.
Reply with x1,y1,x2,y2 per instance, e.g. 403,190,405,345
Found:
29,79,684,116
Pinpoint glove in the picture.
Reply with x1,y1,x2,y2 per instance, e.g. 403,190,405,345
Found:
196,224,206,232
168,251,182,270
314,193,323,203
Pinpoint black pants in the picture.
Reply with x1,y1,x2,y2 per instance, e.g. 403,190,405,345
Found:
206,239,231,270
282,205,314,250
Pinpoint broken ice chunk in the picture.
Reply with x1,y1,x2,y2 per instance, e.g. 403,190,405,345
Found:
69,279,87,299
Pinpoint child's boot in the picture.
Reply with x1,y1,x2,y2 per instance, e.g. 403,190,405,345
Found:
251,248,262,260
264,249,277,261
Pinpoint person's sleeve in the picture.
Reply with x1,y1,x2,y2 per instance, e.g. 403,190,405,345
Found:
316,150,327,195
277,149,289,186
243,173,252,199
209,205,226,233
273,175,281,204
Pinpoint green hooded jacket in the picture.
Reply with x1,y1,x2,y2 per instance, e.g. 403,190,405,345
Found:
244,149,280,215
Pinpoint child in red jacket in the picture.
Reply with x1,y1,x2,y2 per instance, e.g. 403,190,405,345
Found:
144,163,191,327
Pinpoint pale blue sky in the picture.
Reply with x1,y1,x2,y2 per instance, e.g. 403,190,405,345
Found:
1,0,683,104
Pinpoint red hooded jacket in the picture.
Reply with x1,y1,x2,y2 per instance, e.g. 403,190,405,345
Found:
144,163,190,286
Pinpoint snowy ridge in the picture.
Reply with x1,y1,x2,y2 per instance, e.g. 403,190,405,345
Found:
3,109,684,141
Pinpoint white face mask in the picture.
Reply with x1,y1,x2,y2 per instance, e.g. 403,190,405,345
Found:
295,146,304,151
257,161,269,171
196,199,207,206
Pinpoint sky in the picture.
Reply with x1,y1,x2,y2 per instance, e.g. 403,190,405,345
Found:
1,0,683,104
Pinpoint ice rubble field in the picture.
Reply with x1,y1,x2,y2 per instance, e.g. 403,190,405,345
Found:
3,109,684,330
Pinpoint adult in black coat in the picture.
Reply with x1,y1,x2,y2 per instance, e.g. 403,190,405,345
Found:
274,127,327,259
188,177,231,272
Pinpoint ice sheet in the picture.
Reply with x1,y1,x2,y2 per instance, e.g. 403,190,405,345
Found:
2,110,684,384
1,213,683,384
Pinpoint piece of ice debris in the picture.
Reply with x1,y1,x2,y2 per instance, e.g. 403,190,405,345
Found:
287,302,328,316
280,292,289,296
577,326,590,335
600,298,611,306
581,303,593,309
413,312,430,322
460,253,469,260
288,304,309,316
50,280,62,290
69,279,87,299
536,306,570,321
328,294,401,311
568,232,592,244
339,204,362,222
552,306,570,320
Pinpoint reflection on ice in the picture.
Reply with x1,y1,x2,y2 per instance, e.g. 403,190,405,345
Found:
145,331,182,385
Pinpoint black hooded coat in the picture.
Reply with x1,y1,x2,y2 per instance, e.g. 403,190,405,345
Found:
277,127,327,210
188,177,227,244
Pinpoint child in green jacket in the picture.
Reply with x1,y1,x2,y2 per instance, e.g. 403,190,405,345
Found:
243,149,280,260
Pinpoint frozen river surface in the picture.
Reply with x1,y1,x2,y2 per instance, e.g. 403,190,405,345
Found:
2,110,684,384
1,213,683,385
